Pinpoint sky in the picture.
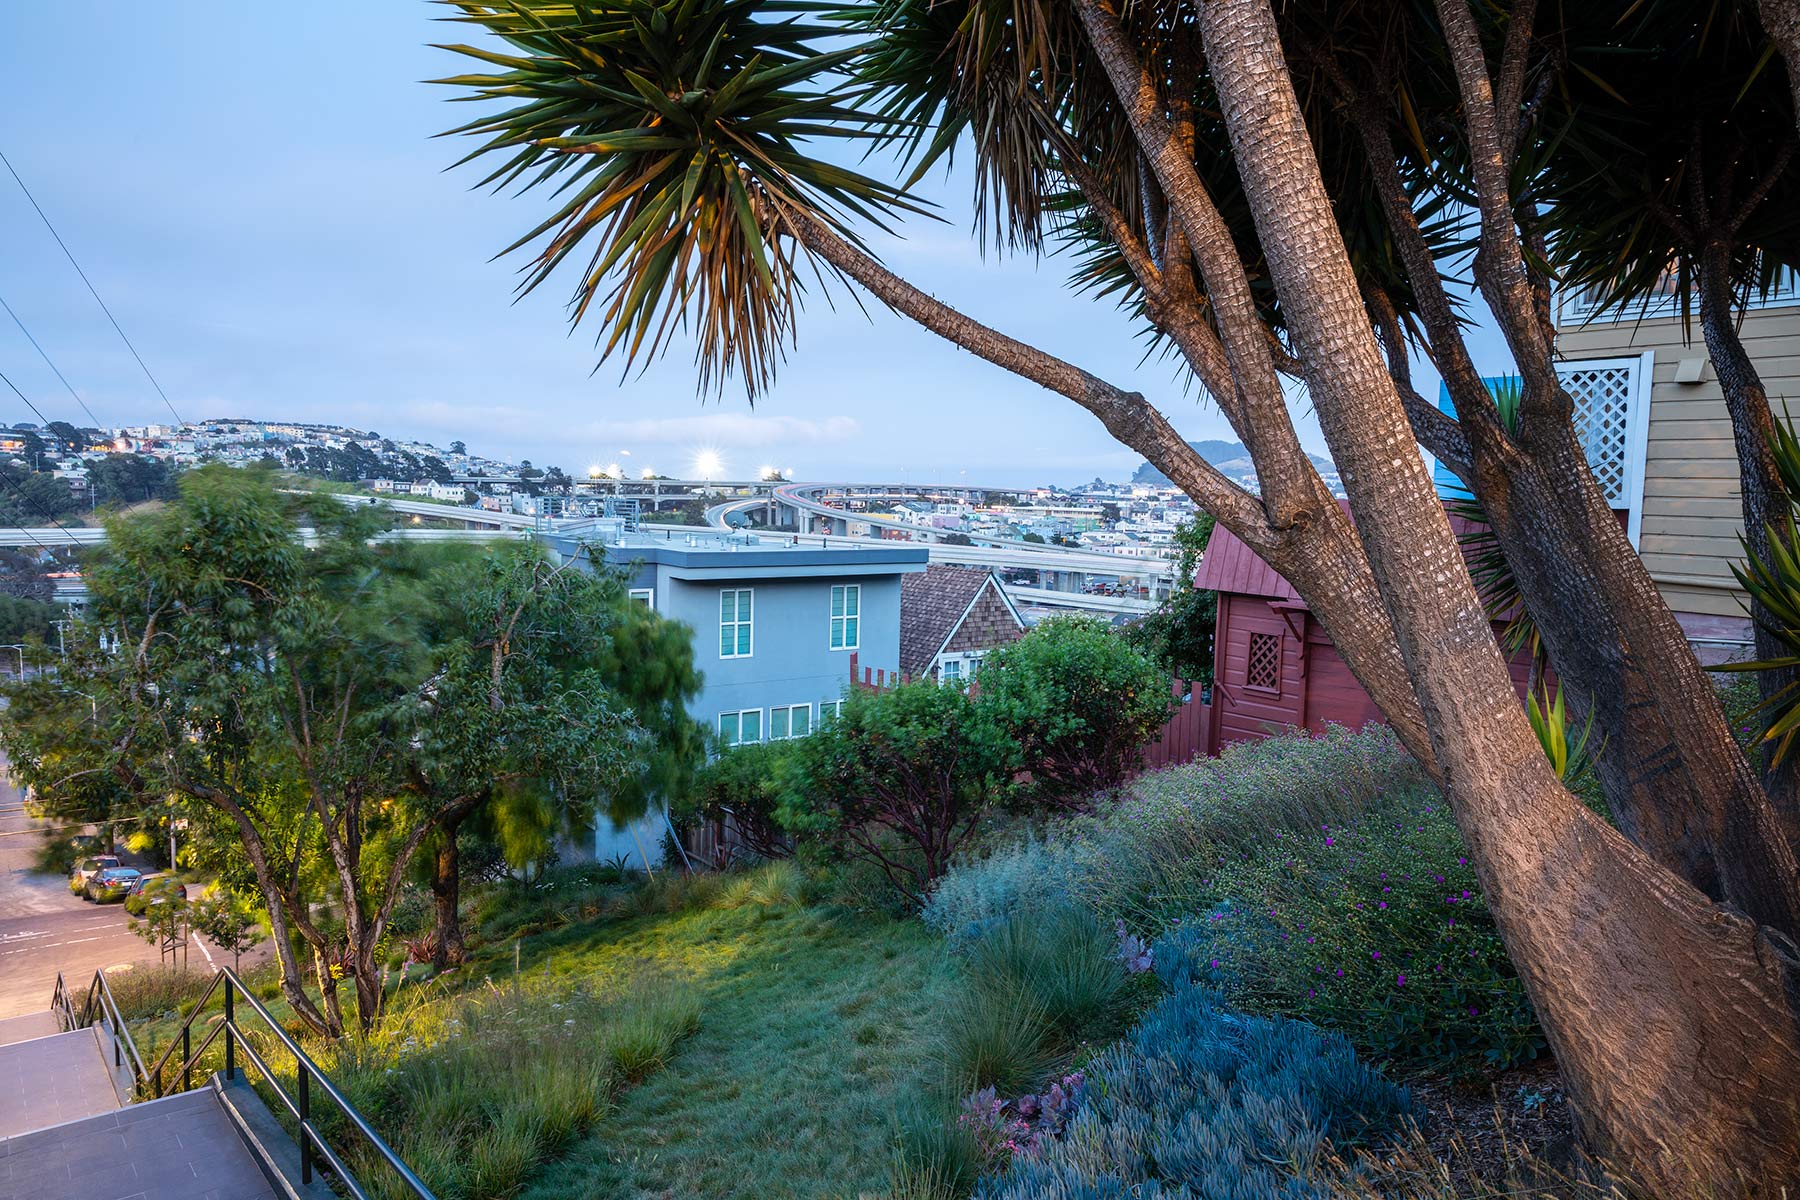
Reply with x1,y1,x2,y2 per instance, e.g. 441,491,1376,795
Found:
0,2,1505,488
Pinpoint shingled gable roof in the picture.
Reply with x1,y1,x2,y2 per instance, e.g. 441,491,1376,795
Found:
900,564,1008,678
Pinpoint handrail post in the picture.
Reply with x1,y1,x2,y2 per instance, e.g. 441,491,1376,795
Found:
223,977,235,1081
298,1064,312,1184
179,1022,190,1094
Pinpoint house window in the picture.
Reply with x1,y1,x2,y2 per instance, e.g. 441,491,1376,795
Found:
1245,631,1282,693
628,587,655,609
830,584,860,650
1556,355,1653,546
820,699,844,723
942,659,965,685
938,652,984,686
720,588,753,658
718,708,763,747
770,703,812,740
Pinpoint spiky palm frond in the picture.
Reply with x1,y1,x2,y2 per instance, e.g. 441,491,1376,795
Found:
1526,682,1598,782
433,0,925,396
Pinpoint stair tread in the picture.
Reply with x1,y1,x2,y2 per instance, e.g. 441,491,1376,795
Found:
0,1087,276,1200
0,1029,117,1139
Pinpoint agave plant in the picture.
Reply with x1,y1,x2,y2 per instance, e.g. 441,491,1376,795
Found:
1525,682,1598,782
1720,412,1800,762
433,0,923,395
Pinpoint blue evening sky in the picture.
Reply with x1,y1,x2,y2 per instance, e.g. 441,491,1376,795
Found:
0,2,1504,487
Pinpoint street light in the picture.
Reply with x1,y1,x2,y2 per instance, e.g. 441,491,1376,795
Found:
694,450,723,480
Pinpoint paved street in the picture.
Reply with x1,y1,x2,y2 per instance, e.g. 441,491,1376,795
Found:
0,759,226,1020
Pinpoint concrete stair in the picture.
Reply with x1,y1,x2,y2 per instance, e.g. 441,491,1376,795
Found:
0,1009,325,1200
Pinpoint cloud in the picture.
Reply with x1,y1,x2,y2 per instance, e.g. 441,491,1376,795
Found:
571,412,862,449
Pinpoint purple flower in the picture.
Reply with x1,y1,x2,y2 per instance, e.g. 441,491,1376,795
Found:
1396,974,1406,986
1371,950,1381,960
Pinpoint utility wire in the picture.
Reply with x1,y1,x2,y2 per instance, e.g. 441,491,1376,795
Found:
0,366,55,431
0,290,105,429
0,147,184,426
0,369,87,549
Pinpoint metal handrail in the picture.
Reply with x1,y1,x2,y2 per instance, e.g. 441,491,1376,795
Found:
53,969,150,1094
166,968,436,1200
55,966,437,1200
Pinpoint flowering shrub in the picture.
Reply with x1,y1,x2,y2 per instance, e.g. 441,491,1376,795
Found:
1152,795,1542,1073
975,983,1413,1200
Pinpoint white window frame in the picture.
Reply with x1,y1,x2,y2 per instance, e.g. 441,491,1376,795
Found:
720,588,754,659
769,702,813,741
820,699,844,723
628,587,655,609
718,708,763,747
1555,353,1654,548
829,584,860,651
935,650,986,684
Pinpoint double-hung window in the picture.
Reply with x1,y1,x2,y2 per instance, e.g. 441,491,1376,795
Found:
820,699,844,724
770,703,812,740
830,584,860,651
720,588,753,658
718,709,762,747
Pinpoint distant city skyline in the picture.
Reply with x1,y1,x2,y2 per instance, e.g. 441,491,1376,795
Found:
0,3,1505,490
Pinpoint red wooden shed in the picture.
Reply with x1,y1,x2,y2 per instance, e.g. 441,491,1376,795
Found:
1194,510,1544,755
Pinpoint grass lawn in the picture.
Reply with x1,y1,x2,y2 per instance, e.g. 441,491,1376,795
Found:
473,899,950,1200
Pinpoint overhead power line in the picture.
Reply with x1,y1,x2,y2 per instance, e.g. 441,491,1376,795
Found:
0,146,184,426
0,290,105,429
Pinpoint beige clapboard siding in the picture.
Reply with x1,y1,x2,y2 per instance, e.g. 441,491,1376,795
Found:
1556,302,1800,618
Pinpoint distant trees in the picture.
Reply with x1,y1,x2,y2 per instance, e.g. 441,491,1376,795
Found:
88,454,179,508
941,531,974,546
43,421,83,449
0,464,75,524
449,440,468,455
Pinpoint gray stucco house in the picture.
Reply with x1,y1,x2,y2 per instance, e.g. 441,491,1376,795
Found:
548,525,928,863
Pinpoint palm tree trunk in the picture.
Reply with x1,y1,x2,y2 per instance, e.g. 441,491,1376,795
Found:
1200,1,1800,1189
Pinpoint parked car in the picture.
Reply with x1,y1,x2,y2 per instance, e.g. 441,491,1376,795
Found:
84,866,142,904
124,873,189,916
68,855,120,895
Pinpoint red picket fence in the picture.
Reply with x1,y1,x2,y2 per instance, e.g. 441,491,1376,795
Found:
847,653,1213,772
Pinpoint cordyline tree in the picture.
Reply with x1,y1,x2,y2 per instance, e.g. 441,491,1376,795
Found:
433,0,1800,1188
1542,2,1800,803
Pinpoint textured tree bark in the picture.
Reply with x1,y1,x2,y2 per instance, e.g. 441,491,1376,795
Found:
1334,1,1800,935
430,818,470,972
1201,0,1800,1190
1761,0,1800,136
1698,239,1800,835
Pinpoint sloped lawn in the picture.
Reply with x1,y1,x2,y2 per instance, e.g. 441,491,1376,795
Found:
496,900,951,1200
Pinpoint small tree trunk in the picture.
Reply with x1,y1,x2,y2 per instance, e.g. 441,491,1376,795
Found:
1200,2,1800,1189
430,822,467,972
1697,239,1800,835
312,946,345,1039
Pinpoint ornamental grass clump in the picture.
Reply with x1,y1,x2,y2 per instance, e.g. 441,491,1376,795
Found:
1153,795,1542,1074
975,982,1414,1200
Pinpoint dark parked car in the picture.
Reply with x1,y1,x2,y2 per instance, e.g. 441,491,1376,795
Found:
84,866,142,904
69,855,120,895
124,873,189,916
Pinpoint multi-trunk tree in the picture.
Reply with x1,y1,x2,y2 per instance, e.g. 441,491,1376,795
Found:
437,0,1800,1188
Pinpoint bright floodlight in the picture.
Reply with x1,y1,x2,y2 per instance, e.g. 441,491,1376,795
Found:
759,465,776,480
641,467,656,479
606,462,622,479
588,464,604,478
695,450,723,479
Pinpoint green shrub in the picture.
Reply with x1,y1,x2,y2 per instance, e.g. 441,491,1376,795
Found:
922,834,1072,941
975,983,1414,1200
1151,792,1542,1074
673,740,796,861
781,681,1013,906
976,615,1174,805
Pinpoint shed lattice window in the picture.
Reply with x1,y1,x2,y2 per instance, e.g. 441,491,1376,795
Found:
1246,632,1281,692
1560,364,1635,505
